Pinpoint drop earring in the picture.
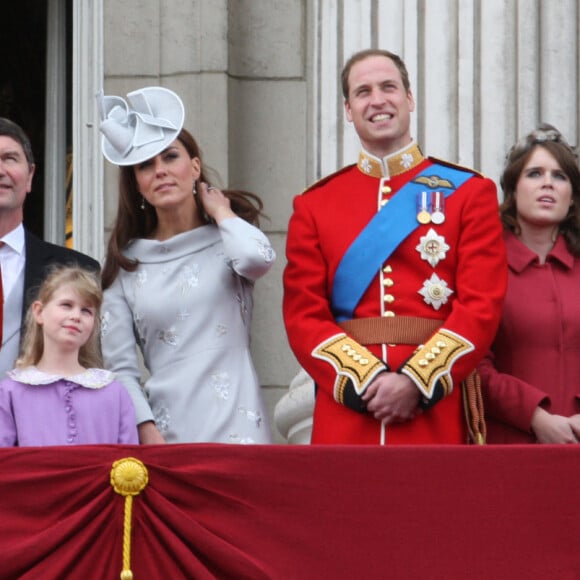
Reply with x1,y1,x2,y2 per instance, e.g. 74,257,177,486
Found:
140,196,146,210
193,182,197,196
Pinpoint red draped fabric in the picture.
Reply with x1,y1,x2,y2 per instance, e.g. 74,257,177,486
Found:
1,444,579,579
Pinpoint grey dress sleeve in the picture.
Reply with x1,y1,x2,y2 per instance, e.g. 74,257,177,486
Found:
101,275,155,425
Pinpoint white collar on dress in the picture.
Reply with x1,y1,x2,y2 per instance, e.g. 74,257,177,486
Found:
8,366,115,389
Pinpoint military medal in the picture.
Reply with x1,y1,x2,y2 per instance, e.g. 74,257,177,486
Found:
431,191,445,224
416,191,431,224
416,228,450,267
419,273,454,310
417,210,431,224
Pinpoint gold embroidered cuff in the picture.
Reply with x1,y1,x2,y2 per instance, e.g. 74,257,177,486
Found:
312,334,385,397
401,329,474,399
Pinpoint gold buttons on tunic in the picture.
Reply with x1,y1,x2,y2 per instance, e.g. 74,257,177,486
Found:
340,343,370,365
383,294,395,304
382,278,394,287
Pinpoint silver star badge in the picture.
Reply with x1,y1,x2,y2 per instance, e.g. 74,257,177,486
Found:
416,228,450,267
418,273,453,310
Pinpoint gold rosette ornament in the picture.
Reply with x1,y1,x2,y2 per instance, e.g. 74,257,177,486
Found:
110,457,149,580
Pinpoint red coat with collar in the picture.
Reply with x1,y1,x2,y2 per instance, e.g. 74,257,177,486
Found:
478,231,580,443
283,147,507,444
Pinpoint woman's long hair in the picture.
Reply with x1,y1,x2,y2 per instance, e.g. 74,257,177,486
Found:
499,123,580,256
101,128,265,289
17,265,104,369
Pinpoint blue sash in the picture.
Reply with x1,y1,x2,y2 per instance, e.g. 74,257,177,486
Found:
331,163,473,321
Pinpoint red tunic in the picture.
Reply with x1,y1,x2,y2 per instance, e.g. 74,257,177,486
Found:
283,143,507,444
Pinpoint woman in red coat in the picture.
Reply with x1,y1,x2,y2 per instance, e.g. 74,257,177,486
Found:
478,124,580,443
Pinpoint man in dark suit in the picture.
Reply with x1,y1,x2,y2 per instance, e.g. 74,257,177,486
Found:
0,117,99,375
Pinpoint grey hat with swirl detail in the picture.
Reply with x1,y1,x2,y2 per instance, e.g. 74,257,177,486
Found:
97,86,185,166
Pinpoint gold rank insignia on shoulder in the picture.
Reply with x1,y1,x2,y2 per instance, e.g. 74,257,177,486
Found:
312,333,385,395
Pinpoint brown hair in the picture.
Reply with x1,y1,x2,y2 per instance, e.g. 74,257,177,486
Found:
341,49,411,100
101,128,265,289
499,123,580,256
17,266,103,369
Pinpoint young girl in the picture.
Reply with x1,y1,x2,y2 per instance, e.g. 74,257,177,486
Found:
0,265,138,446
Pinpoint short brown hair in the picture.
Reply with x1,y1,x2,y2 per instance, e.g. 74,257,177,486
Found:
341,49,411,100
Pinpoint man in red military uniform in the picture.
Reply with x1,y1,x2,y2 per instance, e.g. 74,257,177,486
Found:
283,49,507,444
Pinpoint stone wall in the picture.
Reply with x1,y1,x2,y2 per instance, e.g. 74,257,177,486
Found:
101,0,580,443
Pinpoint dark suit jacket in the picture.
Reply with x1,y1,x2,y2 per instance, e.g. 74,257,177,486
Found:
22,230,101,322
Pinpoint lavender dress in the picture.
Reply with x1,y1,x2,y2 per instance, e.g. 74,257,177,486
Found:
101,217,276,444
0,367,138,446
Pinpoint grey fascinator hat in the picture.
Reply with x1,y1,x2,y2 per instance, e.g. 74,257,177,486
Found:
97,86,185,166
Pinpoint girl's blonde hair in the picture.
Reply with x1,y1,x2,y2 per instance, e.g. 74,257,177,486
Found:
16,265,104,369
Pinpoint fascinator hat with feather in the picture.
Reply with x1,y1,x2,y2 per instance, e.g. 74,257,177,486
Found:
96,86,185,166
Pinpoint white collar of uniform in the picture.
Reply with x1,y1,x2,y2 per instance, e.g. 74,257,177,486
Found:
0,223,25,256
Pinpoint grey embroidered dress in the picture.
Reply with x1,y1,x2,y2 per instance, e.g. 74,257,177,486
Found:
101,217,275,443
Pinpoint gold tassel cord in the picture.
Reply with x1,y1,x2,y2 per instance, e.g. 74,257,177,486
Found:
462,371,486,445
110,458,149,580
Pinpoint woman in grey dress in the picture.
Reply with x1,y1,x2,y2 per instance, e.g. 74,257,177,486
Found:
98,86,275,444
